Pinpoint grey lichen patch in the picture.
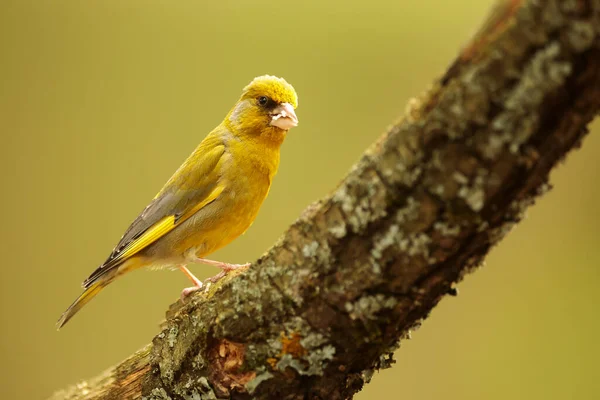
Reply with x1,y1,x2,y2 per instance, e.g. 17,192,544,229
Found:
508,195,536,221
266,336,283,353
393,162,422,187
282,318,323,345
457,255,487,283
485,195,536,243
331,184,352,212
345,294,398,321
276,354,307,375
564,21,596,53
211,264,290,332
270,318,337,377
367,194,430,263
360,368,375,384
303,345,336,375
427,92,467,140
159,357,176,383
373,339,401,372
395,196,420,224
332,184,363,232
168,326,179,348
154,308,216,389
458,183,485,212
456,66,492,126
376,123,424,188
142,388,172,400
181,387,217,400
502,42,571,154
301,240,331,265
300,330,329,349
407,318,424,334
371,224,399,261
328,221,347,239
477,219,489,233
375,118,423,187
383,338,401,355
302,241,319,258
241,343,265,370
434,221,461,236
457,168,488,212
403,96,424,123
276,346,336,377
431,183,446,197
375,193,433,262
481,132,510,160
426,63,492,135
332,168,388,234
321,202,349,240
152,306,215,389
452,171,469,185
190,347,208,371
257,259,306,307
245,371,274,394
377,352,396,370
177,377,218,400
487,220,518,244
536,182,552,196
479,29,578,160
399,232,432,258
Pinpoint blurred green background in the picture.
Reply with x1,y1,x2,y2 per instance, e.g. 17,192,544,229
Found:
1,1,599,399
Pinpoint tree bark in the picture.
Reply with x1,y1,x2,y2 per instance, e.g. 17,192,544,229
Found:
50,1,600,399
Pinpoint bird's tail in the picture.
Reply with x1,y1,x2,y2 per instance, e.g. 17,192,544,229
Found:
56,279,107,330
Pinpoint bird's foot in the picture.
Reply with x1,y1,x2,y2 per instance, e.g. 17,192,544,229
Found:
205,270,227,284
180,285,203,300
205,262,251,284
221,261,251,271
178,260,251,299
178,265,203,301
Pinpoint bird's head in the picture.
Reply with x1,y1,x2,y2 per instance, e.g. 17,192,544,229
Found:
226,75,298,139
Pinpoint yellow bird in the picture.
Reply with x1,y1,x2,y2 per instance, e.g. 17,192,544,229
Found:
57,75,298,329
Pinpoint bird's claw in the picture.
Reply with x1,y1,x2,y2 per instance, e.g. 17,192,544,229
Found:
205,270,227,284
180,262,251,300
207,262,251,283
180,284,202,301
221,262,251,272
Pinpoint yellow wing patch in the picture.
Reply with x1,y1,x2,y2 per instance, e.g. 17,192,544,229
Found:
181,184,224,220
109,184,224,266
116,215,176,262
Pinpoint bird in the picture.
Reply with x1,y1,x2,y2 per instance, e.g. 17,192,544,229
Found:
56,75,299,329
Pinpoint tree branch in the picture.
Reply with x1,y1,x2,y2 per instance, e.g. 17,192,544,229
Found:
50,1,600,399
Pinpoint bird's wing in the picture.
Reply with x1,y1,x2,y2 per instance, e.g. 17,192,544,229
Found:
83,133,227,287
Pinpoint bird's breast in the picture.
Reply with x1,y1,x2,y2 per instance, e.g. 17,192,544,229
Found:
183,150,276,257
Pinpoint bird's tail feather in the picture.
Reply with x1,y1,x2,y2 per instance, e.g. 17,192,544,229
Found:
56,280,106,329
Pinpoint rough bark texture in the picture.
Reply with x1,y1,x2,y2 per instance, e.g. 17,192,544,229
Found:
50,1,600,399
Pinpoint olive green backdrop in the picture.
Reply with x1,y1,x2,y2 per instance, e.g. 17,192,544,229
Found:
1,1,599,399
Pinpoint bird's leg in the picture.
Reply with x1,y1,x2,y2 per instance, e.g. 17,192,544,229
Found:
194,258,251,270
192,258,251,284
179,265,203,300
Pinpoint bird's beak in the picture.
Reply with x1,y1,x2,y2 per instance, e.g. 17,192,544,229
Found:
270,102,298,130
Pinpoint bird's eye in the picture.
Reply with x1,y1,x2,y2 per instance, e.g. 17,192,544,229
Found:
258,96,269,106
